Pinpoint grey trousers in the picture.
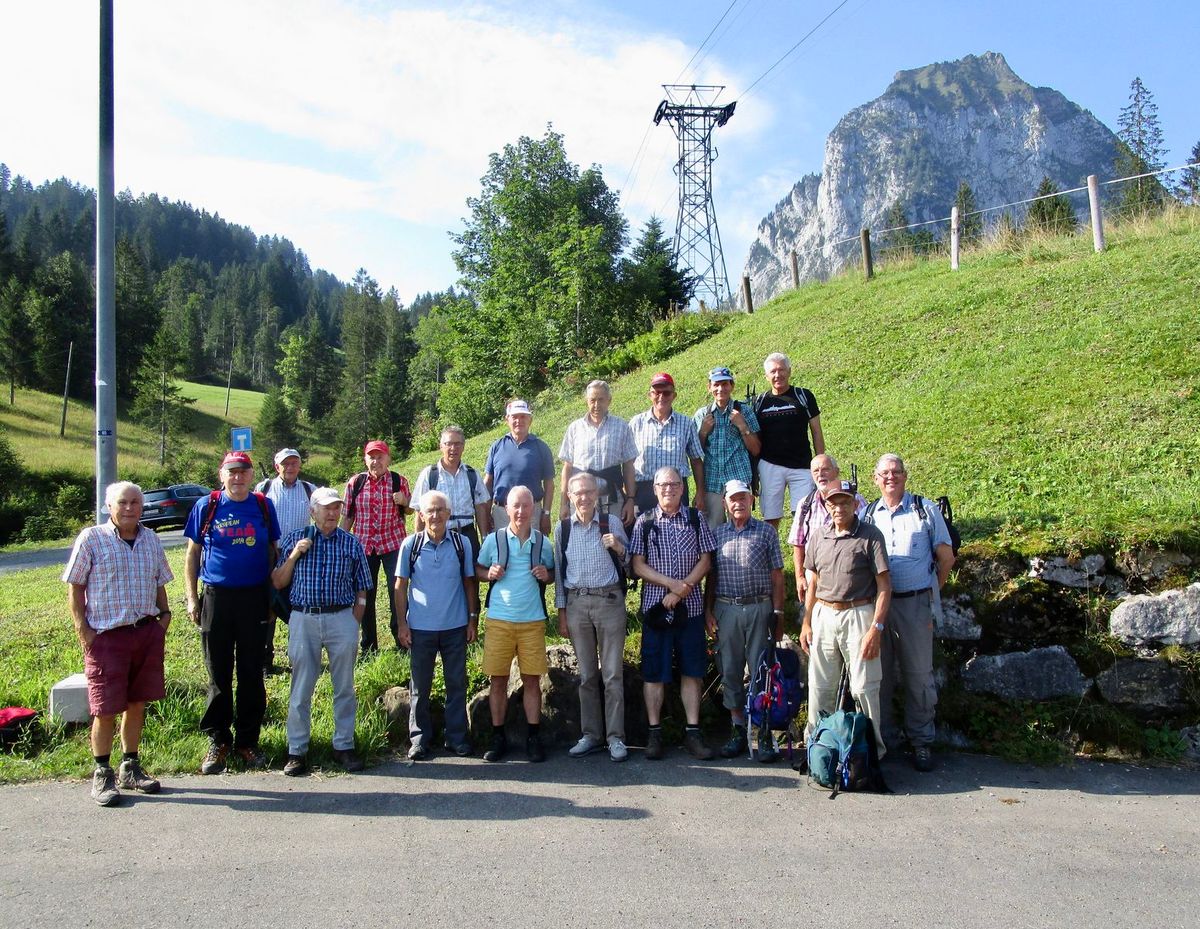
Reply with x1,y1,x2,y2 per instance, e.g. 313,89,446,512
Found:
879,590,938,749
714,599,772,713
409,626,470,750
287,608,358,755
565,586,627,742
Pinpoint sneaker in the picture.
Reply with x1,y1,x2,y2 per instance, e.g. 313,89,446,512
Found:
235,746,266,770
483,732,509,763
755,731,781,764
913,746,935,772
645,729,665,761
608,737,628,763
683,730,715,761
332,749,365,772
526,733,545,763
407,743,429,761
91,766,119,807
568,736,605,758
283,754,308,777
200,742,229,775
720,725,748,759
118,757,160,793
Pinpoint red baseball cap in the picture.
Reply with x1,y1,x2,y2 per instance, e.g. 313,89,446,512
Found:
221,451,253,470
650,372,675,389
364,440,390,456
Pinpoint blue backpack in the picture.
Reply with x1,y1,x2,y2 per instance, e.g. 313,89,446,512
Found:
806,672,889,798
747,641,805,732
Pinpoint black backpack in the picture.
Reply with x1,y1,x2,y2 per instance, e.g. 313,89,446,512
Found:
345,470,405,521
426,462,479,499
861,493,961,557
407,528,467,576
485,528,548,618
255,476,315,499
558,513,629,591
639,505,704,560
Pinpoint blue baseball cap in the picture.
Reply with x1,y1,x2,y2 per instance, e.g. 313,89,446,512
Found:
708,366,734,383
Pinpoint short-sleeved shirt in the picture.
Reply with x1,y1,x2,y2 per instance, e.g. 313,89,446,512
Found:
477,528,555,622
397,531,476,631
485,434,555,505
554,512,628,609
184,493,281,588
804,518,890,603
256,477,313,538
629,409,704,481
755,387,820,469
345,471,409,555
787,489,868,547
712,517,783,600
412,462,489,530
62,522,174,632
277,526,372,609
693,401,761,492
629,506,716,615
558,414,637,471
862,493,952,593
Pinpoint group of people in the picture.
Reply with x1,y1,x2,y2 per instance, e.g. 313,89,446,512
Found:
63,352,953,806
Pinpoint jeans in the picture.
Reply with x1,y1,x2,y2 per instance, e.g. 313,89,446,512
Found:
408,626,469,749
286,607,360,754
361,549,400,651
200,583,270,749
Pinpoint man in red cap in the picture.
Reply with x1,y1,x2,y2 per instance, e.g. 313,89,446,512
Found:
341,440,411,654
184,451,282,774
628,372,705,518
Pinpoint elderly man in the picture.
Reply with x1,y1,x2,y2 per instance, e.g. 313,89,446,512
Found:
558,379,637,528
800,480,891,759
476,485,555,763
630,466,717,761
412,425,491,554
395,490,479,760
629,372,705,515
272,487,372,776
63,481,173,806
255,447,315,666
705,480,785,760
788,454,867,603
341,440,411,654
185,451,281,774
484,399,555,535
755,353,824,528
555,472,629,762
694,366,760,528
861,453,955,772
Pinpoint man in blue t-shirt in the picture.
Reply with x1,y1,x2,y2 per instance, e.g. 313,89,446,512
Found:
184,451,281,775
484,399,555,536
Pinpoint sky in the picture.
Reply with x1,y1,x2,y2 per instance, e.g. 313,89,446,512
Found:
3,1,1197,304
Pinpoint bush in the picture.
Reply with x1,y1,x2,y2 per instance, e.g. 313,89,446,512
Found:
587,313,730,382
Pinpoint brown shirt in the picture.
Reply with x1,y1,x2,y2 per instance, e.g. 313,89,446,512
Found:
804,518,890,602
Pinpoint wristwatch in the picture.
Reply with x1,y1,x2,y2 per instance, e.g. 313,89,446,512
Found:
873,622,885,632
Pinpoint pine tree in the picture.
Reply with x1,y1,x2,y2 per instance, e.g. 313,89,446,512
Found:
1115,77,1169,215
0,277,29,404
1027,176,1078,235
255,385,303,456
953,182,983,242
131,328,195,466
1179,140,1200,205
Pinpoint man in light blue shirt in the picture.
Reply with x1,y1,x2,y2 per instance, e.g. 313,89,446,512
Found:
861,453,955,773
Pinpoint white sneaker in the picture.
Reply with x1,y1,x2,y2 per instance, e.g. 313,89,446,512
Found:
569,736,605,757
608,737,628,762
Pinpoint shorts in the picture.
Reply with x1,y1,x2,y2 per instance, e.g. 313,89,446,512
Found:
83,620,167,716
641,614,707,684
757,460,816,520
482,618,548,676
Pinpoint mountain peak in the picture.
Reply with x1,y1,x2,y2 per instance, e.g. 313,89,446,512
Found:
886,52,1032,113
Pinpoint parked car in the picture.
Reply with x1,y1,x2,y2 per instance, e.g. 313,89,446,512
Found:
140,484,210,529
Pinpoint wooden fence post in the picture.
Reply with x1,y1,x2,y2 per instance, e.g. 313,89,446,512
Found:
741,275,754,314
790,249,800,288
59,340,73,438
950,206,960,271
861,229,873,280
1088,174,1105,252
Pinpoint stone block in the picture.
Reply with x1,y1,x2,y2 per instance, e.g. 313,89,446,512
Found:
1096,658,1191,718
937,595,982,641
1108,583,1200,648
49,672,90,724
1028,553,1107,588
962,645,1089,701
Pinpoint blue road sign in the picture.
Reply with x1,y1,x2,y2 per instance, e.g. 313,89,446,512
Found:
231,427,253,451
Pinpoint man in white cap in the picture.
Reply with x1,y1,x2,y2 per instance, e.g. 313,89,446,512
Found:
272,486,373,775
484,399,555,535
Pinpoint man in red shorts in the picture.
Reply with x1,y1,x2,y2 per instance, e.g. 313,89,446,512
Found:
63,481,174,806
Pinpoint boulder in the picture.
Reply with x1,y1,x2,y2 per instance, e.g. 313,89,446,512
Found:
962,645,1089,701
1095,658,1192,718
380,685,445,744
1115,549,1193,585
1180,726,1200,763
937,595,982,641
1108,583,1200,648
1028,553,1107,588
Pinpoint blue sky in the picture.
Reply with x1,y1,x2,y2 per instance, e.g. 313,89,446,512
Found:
3,1,1196,302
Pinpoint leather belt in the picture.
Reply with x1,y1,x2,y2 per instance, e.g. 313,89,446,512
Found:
817,597,873,610
131,615,159,628
716,595,770,605
892,587,931,600
294,603,354,615
568,584,622,598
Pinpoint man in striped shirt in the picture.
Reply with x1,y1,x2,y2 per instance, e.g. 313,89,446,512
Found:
558,380,638,527
63,481,173,806
273,487,373,776
629,372,705,515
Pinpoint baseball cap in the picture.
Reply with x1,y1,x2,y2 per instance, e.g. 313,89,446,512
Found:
221,451,253,470
273,448,301,466
723,479,752,499
649,372,675,389
364,440,390,456
506,399,533,417
310,486,343,507
708,366,734,383
823,480,855,500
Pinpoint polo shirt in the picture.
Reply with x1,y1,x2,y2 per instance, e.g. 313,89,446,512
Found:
397,532,475,631
477,528,555,622
693,401,761,492
861,493,951,593
485,433,555,505
629,409,703,481
804,518,890,603
62,522,174,631
712,517,783,600
184,492,281,588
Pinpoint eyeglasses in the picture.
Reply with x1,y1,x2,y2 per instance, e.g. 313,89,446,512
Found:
876,470,905,477
654,481,682,489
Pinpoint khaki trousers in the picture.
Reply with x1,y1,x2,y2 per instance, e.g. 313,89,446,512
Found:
804,601,886,758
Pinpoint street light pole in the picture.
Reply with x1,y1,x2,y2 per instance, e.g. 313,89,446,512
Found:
95,0,117,521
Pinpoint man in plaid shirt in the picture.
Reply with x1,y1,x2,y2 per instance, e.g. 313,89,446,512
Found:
704,480,785,760
629,371,705,515
694,366,761,528
341,439,410,654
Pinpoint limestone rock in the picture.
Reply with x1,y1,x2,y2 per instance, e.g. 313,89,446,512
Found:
937,595,982,641
1028,553,1107,588
1096,659,1192,718
962,645,1089,701
1115,549,1193,584
380,685,445,743
1108,583,1200,648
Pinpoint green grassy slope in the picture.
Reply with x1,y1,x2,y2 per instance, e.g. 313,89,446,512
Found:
396,209,1200,553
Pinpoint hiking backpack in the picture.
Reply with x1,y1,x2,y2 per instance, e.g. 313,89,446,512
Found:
345,470,406,521
254,476,315,499
407,528,467,576
806,671,889,798
426,462,479,500
746,639,806,759
558,512,629,591
484,529,548,618
861,493,961,557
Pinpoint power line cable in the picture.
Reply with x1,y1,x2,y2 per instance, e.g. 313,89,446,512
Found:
673,0,742,84
739,0,853,101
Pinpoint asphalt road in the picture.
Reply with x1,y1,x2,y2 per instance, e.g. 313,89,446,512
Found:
0,528,186,576
1,751,1196,928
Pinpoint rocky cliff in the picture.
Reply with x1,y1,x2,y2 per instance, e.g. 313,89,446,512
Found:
743,52,1119,299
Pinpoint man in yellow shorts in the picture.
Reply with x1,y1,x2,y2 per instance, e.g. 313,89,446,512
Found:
476,485,555,762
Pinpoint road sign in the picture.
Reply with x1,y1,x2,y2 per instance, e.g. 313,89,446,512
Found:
230,427,253,451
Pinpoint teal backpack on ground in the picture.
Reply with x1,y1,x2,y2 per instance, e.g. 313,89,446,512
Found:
806,671,890,798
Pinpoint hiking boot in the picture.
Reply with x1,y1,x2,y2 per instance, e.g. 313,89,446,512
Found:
755,732,781,764
447,742,473,757
118,757,160,793
407,742,429,761
608,737,628,763
720,725,748,758
200,742,229,775
526,733,546,763
283,754,308,777
332,748,365,772
568,736,605,758
235,746,266,770
683,730,714,761
913,746,935,772
91,766,120,807
645,729,665,761
484,731,509,763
